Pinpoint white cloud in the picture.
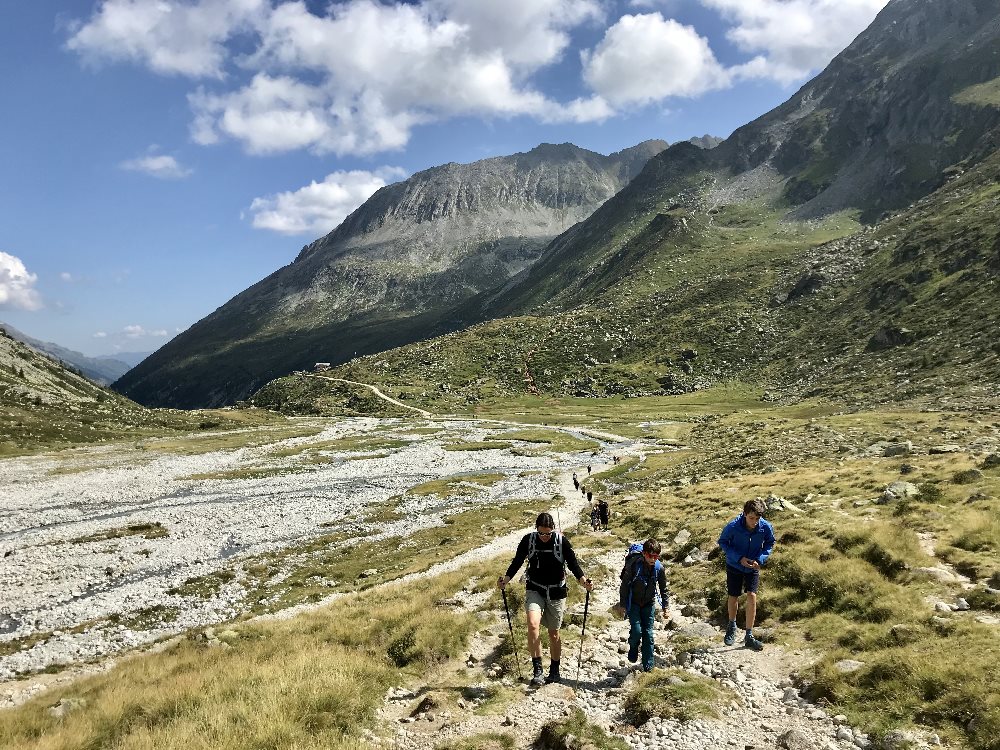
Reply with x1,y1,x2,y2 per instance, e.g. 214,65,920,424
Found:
120,152,192,179
69,0,611,157
249,167,408,236
582,14,730,106
426,0,604,69
60,272,74,282
66,0,267,78
0,252,43,311
122,324,169,339
93,331,108,338
702,0,891,84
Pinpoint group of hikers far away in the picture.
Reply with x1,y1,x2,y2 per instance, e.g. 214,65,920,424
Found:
498,496,775,686
571,470,610,532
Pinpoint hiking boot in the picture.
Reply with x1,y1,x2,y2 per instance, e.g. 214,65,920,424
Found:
530,662,545,687
545,662,561,684
627,645,638,663
744,632,764,651
724,621,737,646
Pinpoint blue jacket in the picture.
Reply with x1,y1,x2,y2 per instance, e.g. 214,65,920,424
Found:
718,515,775,572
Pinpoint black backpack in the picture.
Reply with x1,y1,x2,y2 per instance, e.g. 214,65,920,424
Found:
621,543,663,609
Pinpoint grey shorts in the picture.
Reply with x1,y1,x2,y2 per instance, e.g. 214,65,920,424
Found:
525,589,567,632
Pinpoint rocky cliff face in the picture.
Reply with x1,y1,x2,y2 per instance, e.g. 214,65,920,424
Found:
114,140,668,408
719,0,1000,219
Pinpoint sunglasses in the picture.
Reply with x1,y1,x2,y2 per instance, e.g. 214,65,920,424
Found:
536,530,554,538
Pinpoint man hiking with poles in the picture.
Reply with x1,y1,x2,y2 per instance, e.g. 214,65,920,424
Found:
498,512,594,686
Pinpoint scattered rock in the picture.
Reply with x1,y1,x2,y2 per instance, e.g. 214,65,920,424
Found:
955,598,970,611
358,569,379,579
47,697,87,719
981,454,1000,469
834,660,865,674
914,568,963,583
885,481,920,498
929,445,961,455
778,728,818,750
883,442,912,457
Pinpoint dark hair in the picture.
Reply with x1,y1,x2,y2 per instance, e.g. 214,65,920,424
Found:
643,538,661,555
743,498,767,516
536,512,556,529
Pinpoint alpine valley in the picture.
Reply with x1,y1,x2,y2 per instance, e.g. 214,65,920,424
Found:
4,2,1000,750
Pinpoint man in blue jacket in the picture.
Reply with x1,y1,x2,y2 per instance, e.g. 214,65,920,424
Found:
717,498,775,651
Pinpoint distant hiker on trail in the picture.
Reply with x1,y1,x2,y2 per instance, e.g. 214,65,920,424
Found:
572,472,579,490
613,539,669,672
499,512,593,686
598,498,610,531
587,464,592,475
718,498,775,652
586,489,593,503
590,502,601,531
580,485,587,497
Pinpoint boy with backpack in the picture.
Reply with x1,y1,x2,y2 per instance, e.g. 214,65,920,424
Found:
499,512,594,686
613,539,670,672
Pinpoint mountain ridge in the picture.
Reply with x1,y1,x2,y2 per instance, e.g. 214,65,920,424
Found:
114,139,671,408
0,322,131,385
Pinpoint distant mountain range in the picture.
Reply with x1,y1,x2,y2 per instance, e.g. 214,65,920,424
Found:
0,323,135,385
96,351,152,369
114,139,677,407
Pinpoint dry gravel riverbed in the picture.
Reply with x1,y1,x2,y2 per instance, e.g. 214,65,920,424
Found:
0,417,630,692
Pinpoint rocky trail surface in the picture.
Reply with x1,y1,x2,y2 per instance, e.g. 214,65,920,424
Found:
378,543,887,750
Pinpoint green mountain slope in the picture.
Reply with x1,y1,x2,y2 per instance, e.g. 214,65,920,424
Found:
253,0,1000,415
114,140,669,409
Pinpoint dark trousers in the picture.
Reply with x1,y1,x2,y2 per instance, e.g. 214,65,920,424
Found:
628,602,655,670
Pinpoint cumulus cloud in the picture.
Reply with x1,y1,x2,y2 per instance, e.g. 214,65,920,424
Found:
249,167,408,236
0,252,43,311
582,14,730,106
93,331,108,338
60,272,74,282
120,152,192,179
702,0,891,83
65,0,267,78
68,0,611,157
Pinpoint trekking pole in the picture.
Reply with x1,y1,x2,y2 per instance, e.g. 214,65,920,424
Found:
500,587,524,681
576,589,590,687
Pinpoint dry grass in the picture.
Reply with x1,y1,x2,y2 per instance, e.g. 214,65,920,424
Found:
0,571,480,750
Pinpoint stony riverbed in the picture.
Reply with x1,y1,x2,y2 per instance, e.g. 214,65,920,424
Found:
0,417,612,689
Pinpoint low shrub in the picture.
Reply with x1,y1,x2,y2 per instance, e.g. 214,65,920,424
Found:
535,707,629,750
622,669,729,726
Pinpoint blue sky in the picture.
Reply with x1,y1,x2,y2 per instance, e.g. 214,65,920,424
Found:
0,0,889,357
